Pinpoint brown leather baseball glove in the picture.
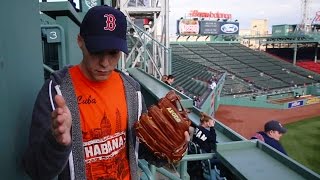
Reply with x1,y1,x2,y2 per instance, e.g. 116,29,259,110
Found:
134,90,191,163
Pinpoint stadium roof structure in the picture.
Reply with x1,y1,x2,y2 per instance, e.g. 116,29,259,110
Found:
243,34,319,44
242,32,320,65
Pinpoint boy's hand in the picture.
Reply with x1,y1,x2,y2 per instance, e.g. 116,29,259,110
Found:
51,95,72,146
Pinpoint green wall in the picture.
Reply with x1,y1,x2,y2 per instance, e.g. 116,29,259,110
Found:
0,0,43,179
308,84,320,96
220,95,284,109
56,16,82,65
220,86,311,109
39,1,83,67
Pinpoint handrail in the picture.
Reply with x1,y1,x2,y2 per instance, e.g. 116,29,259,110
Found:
127,68,194,108
129,22,168,49
155,167,181,180
126,20,171,76
43,64,54,73
217,140,320,180
181,153,215,161
138,153,216,180
138,160,154,180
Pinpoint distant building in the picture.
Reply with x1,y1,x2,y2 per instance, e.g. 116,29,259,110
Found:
240,19,269,50
251,19,269,36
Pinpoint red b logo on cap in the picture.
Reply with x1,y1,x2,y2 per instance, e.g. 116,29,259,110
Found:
104,14,116,31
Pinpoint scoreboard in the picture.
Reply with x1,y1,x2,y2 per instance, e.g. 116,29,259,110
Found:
200,21,220,35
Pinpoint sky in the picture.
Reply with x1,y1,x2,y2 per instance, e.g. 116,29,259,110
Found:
44,0,320,35
169,0,320,35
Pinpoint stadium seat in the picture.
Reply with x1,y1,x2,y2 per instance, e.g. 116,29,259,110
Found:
187,141,226,180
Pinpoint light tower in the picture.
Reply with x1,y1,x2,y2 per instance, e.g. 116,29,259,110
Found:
298,0,312,32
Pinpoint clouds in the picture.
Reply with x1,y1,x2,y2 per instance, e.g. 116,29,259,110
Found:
169,0,319,35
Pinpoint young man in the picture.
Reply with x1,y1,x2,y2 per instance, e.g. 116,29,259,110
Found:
251,120,288,155
23,5,165,180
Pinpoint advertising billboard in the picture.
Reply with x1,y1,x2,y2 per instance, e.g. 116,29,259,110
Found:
219,22,239,34
188,10,232,20
177,19,200,35
306,97,320,105
177,20,239,35
288,100,304,108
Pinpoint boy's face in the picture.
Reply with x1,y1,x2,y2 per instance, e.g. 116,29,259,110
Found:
269,130,283,141
208,119,215,127
168,78,175,84
78,35,121,81
203,119,215,128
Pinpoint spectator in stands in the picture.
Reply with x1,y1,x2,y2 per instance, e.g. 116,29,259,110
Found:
161,74,168,82
209,78,217,90
191,112,230,179
165,74,175,85
193,112,217,153
290,80,297,87
128,27,139,38
294,92,301,98
129,27,135,34
176,86,185,94
251,120,287,155
193,95,201,107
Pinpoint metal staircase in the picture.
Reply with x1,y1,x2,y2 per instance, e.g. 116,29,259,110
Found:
117,0,171,78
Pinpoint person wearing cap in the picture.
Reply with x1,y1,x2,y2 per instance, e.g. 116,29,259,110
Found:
251,120,288,155
23,5,169,180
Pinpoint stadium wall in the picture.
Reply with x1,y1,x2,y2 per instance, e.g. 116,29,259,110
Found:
200,72,226,117
308,84,320,96
220,96,284,109
219,87,314,109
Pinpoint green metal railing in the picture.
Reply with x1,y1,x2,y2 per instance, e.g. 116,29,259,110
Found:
125,21,172,78
217,140,320,180
43,64,54,73
139,153,216,180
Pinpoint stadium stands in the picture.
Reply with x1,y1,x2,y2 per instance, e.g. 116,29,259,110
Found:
171,53,215,98
266,47,320,74
171,43,257,96
171,42,320,97
297,61,320,74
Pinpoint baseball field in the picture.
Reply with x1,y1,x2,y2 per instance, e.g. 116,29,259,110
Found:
281,116,320,174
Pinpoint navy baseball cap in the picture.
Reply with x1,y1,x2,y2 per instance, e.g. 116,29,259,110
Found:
264,120,287,134
80,5,128,54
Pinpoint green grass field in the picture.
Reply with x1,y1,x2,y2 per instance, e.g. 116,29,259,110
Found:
281,116,320,174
